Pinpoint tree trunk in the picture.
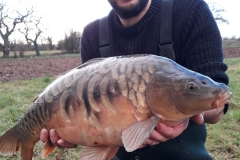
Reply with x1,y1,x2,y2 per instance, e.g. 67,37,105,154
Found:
33,42,40,56
2,38,10,58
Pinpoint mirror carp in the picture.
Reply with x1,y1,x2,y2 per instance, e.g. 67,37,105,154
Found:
0,55,231,160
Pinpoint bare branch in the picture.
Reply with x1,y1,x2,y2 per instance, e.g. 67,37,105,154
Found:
18,27,33,42
34,18,42,41
10,9,34,34
18,16,43,56
0,3,37,58
0,3,34,40
208,2,229,24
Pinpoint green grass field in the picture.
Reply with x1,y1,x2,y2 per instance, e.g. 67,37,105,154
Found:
0,77,82,160
0,58,239,160
0,50,79,60
206,58,240,160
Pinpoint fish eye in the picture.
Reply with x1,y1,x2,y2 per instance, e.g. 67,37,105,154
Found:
187,82,197,91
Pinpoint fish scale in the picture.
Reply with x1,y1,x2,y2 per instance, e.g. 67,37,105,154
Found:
126,62,134,79
111,64,120,80
87,74,102,112
135,63,143,75
120,61,127,73
117,74,128,97
43,91,53,103
50,84,59,97
98,63,109,74
60,90,72,122
100,76,116,113
0,55,231,160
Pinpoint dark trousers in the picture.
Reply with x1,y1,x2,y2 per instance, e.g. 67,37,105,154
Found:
112,156,120,160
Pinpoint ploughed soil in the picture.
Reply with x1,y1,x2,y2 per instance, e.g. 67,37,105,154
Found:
0,56,81,82
0,48,239,82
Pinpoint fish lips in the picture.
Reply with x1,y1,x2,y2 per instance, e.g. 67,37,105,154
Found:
211,90,232,109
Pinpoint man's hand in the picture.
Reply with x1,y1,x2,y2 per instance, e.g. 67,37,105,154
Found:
204,106,225,124
141,107,225,149
40,129,77,148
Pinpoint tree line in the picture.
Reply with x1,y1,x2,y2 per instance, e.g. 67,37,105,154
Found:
0,1,228,58
0,3,81,58
8,30,81,58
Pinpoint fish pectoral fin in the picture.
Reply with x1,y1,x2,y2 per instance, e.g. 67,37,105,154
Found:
79,146,119,160
42,140,55,159
121,116,160,152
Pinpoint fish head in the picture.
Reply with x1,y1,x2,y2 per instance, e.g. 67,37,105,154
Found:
146,65,231,121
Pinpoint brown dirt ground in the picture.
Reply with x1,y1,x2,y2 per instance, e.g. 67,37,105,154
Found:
0,48,239,82
0,56,81,82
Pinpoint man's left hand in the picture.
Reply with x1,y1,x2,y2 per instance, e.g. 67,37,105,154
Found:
204,106,225,124
141,106,225,148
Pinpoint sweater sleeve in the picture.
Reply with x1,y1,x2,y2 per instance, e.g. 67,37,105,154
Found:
80,20,101,64
176,0,229,85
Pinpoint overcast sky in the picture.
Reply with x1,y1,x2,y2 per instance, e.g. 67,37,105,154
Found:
2,0,240,44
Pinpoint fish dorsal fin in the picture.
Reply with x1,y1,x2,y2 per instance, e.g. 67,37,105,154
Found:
78,55,151,70
122,116,160,152
77,58,106,70
116,54,150,59
79,146,119,160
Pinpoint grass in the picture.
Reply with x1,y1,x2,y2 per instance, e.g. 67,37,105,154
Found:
0,77,82,160
0,57,239,160
0,50,79,60
206,57,240,160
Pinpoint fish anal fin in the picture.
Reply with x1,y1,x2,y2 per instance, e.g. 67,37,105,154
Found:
79,146,118,160
122,116,160,152
0,126,20,156
106,147,119,160
20,146,33,160
42,140,55,159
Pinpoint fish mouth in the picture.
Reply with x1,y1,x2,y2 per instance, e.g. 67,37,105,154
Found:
211,90,232,109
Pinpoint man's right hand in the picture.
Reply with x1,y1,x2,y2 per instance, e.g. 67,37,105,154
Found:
40,129,77,148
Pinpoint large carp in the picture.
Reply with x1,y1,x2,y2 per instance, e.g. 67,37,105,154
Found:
0,55,231,160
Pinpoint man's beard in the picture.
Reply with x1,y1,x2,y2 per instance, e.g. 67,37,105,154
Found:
108,0,149,19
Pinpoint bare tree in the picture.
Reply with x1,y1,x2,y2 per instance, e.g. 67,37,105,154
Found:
19,17,43,56
208,3,229,24
0,3,33,58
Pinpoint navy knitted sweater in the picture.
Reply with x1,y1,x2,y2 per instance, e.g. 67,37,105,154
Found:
80,0,229,159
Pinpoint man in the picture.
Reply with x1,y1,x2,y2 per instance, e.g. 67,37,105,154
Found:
40,0,229,159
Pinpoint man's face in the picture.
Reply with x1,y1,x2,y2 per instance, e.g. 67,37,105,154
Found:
108,0,149,19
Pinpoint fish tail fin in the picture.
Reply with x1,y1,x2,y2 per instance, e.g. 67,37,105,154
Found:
42,140,55,159
0,126,35,160
0,126,19,156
